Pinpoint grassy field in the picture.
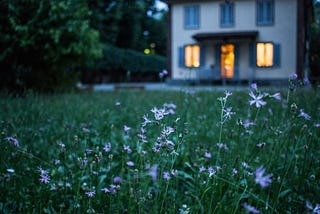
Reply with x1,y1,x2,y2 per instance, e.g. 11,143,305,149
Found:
1,85,319,213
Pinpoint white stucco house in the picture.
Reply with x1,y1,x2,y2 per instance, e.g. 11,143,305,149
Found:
162,0,313,84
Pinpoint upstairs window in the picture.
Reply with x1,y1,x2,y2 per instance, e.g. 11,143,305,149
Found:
184,45,200,67
256,0,274,25
184,5,200,29
220,2,234,27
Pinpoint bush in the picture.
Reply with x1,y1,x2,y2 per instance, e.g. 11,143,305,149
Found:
82,45,167,83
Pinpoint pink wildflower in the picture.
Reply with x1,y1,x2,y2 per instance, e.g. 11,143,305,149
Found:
255,166,272,188
249,91,267,108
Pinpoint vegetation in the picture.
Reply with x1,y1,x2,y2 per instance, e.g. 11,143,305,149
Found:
0,0,167,92
1,83,319,213
0,0,102,92
82,45,167,83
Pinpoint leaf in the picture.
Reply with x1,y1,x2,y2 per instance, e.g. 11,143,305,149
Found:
279,189,291,198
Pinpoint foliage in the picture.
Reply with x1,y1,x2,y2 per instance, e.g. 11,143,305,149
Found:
0,0,102,93
88,0,167,56
1,84,319,213
101,45,166,73
82,45,167,83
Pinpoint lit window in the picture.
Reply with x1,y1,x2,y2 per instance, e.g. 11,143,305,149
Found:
256,43,273,67
184,45,200,67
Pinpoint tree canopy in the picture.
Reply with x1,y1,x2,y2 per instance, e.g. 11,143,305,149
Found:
0,0,168,92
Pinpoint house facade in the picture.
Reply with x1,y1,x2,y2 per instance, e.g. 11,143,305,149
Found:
163,0,313,84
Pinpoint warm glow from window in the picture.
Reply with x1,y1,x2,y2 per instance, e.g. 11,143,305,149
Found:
185,45,200,67
257,43,273,67
221,44,234,78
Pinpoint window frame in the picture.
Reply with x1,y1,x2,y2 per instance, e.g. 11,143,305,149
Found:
220,2,235,28
184,5,200,29
256,0,274,26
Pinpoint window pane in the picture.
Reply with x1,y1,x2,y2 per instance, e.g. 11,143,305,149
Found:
185,45,192,67
193,45,200,67
265,43,273,66
256,43,265,67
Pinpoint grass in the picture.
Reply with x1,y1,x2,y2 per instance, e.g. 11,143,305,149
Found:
1,85,319,213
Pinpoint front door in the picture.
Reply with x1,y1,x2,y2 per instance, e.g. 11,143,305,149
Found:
220,44,234,79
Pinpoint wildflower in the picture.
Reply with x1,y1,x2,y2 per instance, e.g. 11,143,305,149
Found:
4,136,19,147
151,107,168,120
85,190,95,198
159,69,168,78
225,91,232,98
216,143,228,150
208,166,216,177
299,109,311,120
223,107,235,120
204,152,212,159
38,167,51,184
58,142,65,148
232,168,238,175
115,102,121,106
163,171,171,180
83,157,88,165
179,204,190,214
109,184,120,194
271,92,281,100
243,120,255,129
249,91,266,108
306,201,320,213
241,162,250,169
123,125,131,132
113,176,122,183
50,184,57,191
55,159,61,165
123,145,132,153
199,166,206,173
101,188,110,193
242,202,260,213
250,83,258,91
162,126,175,136
82,127,90,133
149,164,158,183
142,114,152,125
103,142,112,152
126,161,135,167
255,166,272,188
7,168,15,173
289,73,298,80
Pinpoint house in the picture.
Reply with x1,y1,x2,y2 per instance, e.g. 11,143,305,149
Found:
162,0,313,85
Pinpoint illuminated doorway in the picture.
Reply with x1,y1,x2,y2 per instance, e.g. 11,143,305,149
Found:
220,44,234,79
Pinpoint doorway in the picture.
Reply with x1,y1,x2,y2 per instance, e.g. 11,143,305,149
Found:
220,44,234,79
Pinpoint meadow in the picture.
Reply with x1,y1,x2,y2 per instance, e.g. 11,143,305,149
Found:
1,83,319,213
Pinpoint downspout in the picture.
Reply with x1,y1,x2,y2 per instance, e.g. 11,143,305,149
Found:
296,0,304,79
167,4,172,79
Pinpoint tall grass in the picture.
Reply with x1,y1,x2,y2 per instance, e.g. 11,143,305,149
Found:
1,85,319,213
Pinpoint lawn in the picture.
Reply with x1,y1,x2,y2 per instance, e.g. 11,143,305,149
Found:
1,84,319,213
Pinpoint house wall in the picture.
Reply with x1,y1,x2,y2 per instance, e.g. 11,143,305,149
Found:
170,0,298,81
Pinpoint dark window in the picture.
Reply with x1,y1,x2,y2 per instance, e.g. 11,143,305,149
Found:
184,5,200,29
220,2,234,27
256,0,274,25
